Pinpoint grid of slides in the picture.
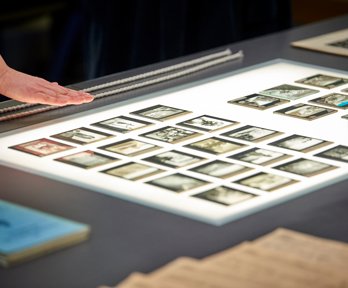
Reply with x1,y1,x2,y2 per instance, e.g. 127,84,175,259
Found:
1,60,347,225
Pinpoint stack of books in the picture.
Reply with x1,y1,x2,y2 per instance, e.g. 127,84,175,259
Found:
103,228,348,288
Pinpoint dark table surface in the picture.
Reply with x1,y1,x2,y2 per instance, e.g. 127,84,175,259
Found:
1,14,348,288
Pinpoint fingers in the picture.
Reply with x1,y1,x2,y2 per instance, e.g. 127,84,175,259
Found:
34,80,94,106
65,90,94,105
51,83,95,105
63,90,94,105
33,91,94,106
32,92,71,106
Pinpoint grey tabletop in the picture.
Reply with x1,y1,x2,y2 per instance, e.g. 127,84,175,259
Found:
1,14,348,288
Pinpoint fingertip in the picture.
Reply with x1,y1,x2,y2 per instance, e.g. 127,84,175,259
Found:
84,94,94,102
65,96,93,105
76,91,94,103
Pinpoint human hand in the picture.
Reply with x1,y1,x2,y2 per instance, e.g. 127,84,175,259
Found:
0,65,94,106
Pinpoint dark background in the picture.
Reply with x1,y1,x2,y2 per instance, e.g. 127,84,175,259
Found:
1,0,347,90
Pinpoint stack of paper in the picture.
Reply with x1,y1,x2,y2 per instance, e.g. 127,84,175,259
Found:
102,228,348,288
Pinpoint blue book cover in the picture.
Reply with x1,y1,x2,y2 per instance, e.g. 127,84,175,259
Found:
0,199,90,267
